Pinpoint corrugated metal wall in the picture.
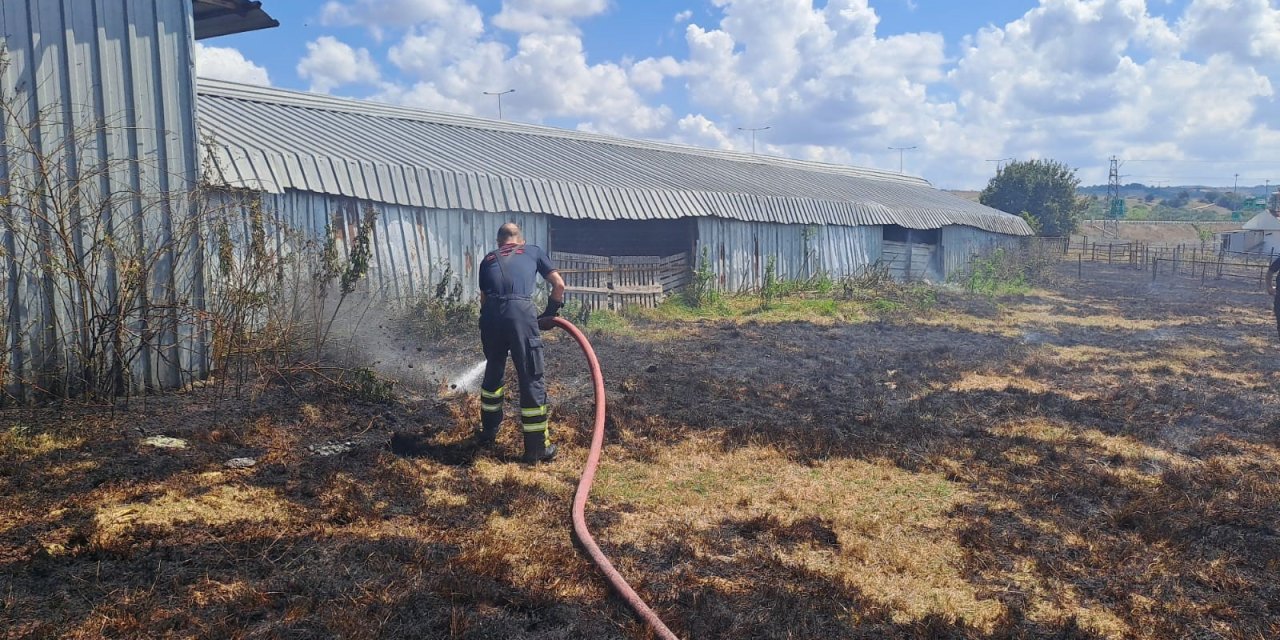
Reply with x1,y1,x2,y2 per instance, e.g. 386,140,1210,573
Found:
940,225,1023,280
1,0,200,400
208,189,549,304
695,218,882,292
882,241,940,282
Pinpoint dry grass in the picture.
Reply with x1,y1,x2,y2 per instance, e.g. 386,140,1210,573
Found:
3,260,1280,639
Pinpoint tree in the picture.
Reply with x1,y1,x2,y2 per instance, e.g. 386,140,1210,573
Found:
1161,190,1191,209
979,159,1087,236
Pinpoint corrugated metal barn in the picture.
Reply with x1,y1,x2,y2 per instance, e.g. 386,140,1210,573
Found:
197,80,1031,301
3,0,1030,399
1,0,274,400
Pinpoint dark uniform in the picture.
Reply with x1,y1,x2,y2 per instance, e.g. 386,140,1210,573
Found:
1270,257,1280,339
477,242,558,461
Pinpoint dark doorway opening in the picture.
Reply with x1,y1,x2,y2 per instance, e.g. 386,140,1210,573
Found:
548,218,695,257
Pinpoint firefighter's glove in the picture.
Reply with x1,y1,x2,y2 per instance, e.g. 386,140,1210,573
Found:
537,298,563,331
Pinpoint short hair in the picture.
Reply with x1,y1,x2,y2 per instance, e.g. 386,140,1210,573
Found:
497,223,522,243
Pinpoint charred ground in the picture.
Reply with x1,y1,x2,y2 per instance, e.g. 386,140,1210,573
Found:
3,262,1279,639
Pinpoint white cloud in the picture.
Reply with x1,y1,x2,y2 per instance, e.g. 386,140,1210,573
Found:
629,56,680,93
670,113,735,149
321,0,460,24
1179,0,1280,64
663,0,949,160
297,37,382,93
493,0,610,34
370,1,671,135
941,0,1279,186
193,43,270,85
288,0,1280,188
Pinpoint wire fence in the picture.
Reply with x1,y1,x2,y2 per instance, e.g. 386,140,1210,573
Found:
1051,239,1277,291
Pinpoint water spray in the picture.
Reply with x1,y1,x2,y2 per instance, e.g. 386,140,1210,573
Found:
447,359,487,394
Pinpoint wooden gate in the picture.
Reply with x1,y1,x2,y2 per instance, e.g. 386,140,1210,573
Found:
553,252,689,310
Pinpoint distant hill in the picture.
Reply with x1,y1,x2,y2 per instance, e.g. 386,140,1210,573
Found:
1079,183,1271,203
948,184,1252,222
1075,220,1239,244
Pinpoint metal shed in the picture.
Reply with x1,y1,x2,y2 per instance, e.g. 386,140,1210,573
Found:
197,80,1032,298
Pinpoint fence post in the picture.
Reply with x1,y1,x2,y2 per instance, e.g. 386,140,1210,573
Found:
1078,254,1083,280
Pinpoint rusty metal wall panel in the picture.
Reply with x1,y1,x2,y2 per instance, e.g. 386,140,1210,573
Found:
696,218,882,292
196,80,1033,237
1,0,200,400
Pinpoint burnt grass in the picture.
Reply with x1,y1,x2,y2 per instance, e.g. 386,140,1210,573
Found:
4,261,1280,639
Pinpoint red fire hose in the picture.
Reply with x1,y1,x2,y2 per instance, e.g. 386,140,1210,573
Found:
552,317,681,640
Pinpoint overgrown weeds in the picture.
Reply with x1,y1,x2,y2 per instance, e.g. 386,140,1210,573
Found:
961,247,1054,296
396,265,477,341
638,260,940,324
682,246,722,310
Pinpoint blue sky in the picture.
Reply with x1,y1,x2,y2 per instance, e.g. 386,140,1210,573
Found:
196,0,1280,190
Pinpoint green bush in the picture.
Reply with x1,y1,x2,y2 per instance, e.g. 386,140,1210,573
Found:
559,299,591,326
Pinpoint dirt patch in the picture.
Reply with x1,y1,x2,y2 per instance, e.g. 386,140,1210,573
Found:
3,260,1280,639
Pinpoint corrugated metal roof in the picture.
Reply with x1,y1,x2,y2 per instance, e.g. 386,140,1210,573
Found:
196,79,1033,236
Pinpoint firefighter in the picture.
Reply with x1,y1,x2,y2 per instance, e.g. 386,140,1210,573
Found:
475,223,566,463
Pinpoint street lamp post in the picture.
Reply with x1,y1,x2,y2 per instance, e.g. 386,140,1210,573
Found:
483,89,515,120
737,126,770,154
985,157,1014,173
889,145,917,174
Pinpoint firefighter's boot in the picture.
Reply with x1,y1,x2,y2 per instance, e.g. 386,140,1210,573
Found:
520,404,554,463
522,429,556,464
476,386,504,446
